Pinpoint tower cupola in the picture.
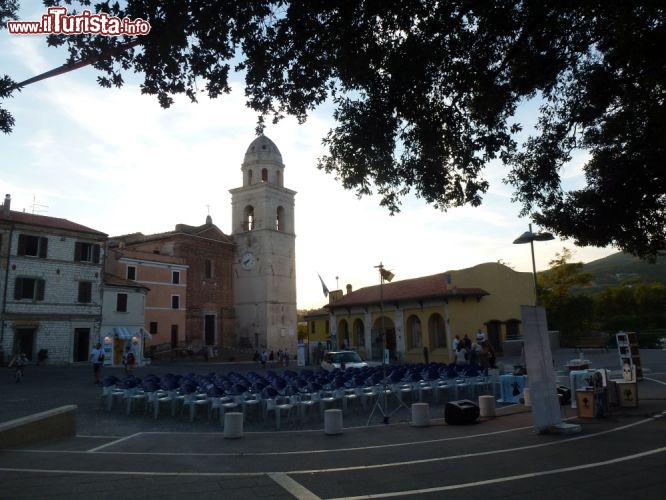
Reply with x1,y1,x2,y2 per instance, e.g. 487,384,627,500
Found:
241,135,284,187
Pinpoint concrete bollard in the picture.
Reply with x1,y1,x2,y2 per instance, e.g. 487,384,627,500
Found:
223,412,244,439
411,402,430,427
324,409,343,435
523,387,532,407
478,395,496,417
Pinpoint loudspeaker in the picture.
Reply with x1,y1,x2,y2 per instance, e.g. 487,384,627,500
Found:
556,386,571,406
445,399,480,425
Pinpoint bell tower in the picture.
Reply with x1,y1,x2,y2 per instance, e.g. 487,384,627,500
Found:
230,135,297,353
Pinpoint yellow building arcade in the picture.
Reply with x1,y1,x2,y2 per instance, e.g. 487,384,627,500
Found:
324,262,534,364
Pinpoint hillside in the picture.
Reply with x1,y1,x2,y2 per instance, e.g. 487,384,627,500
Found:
580,252,666,288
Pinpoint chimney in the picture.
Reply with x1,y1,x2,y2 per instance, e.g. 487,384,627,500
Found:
3,194,10,214
346,284,352,295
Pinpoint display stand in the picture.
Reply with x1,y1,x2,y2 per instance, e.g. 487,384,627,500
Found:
615,380,639,408
616,332,642,379
575,389,596,418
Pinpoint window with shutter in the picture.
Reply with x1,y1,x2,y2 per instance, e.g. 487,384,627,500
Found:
74,241,101,263
17,234,48,258
14,277,45,301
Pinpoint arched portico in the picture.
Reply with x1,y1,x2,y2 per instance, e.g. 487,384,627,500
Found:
372,316,395,361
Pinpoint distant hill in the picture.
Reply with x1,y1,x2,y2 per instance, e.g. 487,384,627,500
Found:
580,252,666,289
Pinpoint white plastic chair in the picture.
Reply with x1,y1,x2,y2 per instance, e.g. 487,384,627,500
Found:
210,396,240,426
318,390,339,418
265,395,294,429
182,392,209,422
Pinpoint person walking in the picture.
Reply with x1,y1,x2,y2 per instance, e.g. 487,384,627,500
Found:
9,352,28,382
89,342,105,385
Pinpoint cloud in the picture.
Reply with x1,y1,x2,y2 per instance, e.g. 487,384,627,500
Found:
0,17,618,311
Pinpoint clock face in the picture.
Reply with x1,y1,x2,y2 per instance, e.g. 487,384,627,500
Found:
240,252,257,270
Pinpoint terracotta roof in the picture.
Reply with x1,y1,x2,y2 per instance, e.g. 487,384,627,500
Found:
303,308,329,319
103,273,150,291
327,272,488,309
110,220,233,245
0,210,106,237
112,248,187,265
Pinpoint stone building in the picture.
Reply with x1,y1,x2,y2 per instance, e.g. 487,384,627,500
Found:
230,135,298,354
0,194,107,364
108,218,234,351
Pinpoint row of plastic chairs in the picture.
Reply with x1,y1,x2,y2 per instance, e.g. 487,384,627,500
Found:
100,363,498,428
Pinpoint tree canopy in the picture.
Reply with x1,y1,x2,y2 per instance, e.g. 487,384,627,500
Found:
2,1,664,257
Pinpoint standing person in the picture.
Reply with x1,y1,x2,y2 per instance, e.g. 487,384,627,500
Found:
469,341,479,366
89,342,105,385
122,345,130,373
455,344,467,366
283,348,289,367
126,345,136,372
9,352,28,382
453,335,460,352
479,341,491,375
488,342,497,369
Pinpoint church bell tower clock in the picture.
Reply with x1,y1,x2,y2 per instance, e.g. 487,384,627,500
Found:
230,135,297,353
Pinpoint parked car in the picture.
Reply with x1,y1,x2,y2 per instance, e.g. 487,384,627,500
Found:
321,350,368,371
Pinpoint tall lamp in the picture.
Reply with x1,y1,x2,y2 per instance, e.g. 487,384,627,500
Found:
367,262,406,425
512,224,578,434
513,224,554,305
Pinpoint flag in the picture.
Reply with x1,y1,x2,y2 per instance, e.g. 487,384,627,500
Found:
317,273,329,297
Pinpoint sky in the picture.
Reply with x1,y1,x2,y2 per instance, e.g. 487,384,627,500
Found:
0,4,618,310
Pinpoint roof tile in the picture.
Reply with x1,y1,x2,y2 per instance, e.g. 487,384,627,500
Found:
327,272,488,308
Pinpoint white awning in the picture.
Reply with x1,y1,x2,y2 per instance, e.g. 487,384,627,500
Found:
114,326,134,339
114,327,152,339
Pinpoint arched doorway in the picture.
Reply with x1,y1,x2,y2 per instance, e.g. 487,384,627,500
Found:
372,316,395,361
338,319,350,349
486,320,503,353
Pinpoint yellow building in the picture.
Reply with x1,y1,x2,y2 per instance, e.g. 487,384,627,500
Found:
303,308,330,363
321,262,534,364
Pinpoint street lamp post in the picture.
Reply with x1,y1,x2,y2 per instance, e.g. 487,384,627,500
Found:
367,262,406,425
513,224,554,305
512,224,579,434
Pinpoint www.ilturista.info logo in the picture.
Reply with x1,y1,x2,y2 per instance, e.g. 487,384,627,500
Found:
8,7,150,36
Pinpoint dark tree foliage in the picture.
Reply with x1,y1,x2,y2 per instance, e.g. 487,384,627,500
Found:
0,0,19,133
2,1,664,257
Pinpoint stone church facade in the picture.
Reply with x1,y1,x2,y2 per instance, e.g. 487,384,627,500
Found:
108,135,297,354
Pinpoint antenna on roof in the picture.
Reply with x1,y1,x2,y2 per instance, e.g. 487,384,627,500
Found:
30,194,48,215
